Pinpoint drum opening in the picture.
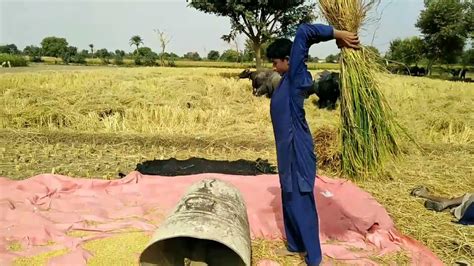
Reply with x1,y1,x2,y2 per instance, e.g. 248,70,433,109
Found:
140,236,245,266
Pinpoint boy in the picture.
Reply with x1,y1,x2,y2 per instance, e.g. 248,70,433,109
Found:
266,23,359,265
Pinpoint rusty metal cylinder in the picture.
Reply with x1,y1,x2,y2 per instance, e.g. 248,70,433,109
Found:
140,178,251,266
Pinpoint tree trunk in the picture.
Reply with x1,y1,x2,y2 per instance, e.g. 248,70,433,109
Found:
161,47,165,66
254,42,262,69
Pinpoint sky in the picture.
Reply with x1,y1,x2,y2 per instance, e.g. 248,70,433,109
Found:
0,0,425,58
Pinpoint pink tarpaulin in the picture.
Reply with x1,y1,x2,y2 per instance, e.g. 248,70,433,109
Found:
0,172,441,265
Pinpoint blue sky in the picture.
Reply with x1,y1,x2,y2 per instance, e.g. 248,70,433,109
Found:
0,0,425,58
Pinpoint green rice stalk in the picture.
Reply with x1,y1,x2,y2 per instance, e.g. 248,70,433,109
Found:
318,0,401,179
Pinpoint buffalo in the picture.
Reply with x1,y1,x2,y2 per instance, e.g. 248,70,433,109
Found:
239,69,341,109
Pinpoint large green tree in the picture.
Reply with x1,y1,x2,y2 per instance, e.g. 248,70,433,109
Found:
23,45,42,62
243,38,270,63
23,45,42,56
61,46,78,64
325,53,340,63
207,50,220,60
134,47,158,66
183,52,201,61
462,48,474,67
96,48,111,64
187,0,316,68
41,37,68,57
0,44,19,54
220,49,240,62
416,0,473,70
386,37,425,66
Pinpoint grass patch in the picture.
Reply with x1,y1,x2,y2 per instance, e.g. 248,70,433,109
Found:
0,53,28,67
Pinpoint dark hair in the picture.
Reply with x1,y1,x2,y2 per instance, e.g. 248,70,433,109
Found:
266,38,293,60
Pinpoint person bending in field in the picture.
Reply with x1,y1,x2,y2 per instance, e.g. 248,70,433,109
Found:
411,186,474,225
265,23,359,265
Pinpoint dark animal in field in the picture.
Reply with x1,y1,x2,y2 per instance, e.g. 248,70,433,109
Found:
448,68,472,82
238,68,276,97
460,68,467,80
450,68,461,77
418,67,426,76
253,71,282,98
239,68,341,109
387,65,409,75
310,71,340,109
387,65,426,76
410,65,419,76
409,65,426,76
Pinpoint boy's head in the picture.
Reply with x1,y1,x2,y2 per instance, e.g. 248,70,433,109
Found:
266,38,292,75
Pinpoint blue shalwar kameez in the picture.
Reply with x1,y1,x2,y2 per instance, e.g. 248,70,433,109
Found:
270,23,334,266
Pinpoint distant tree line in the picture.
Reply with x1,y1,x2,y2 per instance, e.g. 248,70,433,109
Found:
1,0,472,70
384,0,473,74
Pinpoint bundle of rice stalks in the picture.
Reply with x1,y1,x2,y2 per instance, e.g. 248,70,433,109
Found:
318,0,402,179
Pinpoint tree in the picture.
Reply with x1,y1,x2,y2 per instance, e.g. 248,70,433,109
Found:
243,38,270,62
41,37,68,58
183,52,201,61
416,0,473,71
164,52,179,66
115,49,126,57
113,49,126,65
23,45,42,62
0,44,19,54
169,52,179,59
154,29,171,66
207,50,220,60
129,35,144,53
386,37,425,66
72,49,87,64
308,55,319,62
134,47,158,66
220,49,240,62
96,48,110,64
61,46,78,64
325,54,337,63
462,48,474,66
467,1,474,39
89,44,94,58
95,48,110,58
188,0,316,68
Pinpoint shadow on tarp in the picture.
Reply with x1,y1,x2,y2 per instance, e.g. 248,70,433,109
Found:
135,157,277,176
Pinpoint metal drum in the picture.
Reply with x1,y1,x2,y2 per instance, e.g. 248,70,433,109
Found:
139,178,251,266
